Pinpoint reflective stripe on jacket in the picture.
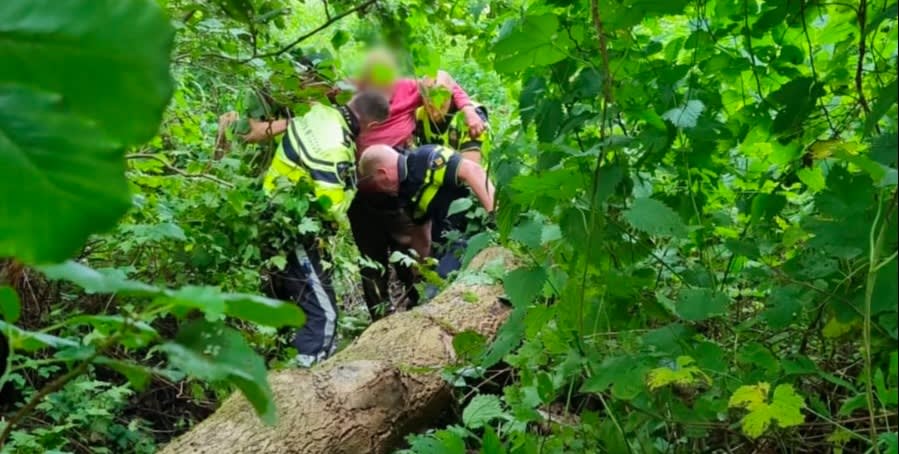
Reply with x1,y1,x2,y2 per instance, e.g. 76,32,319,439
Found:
263,104,356,216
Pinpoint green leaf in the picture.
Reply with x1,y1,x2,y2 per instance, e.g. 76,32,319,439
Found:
0,0,174,264
536,100,563,142
481,306,526,368
646,356,710,390
95,357,154,390
870,132,898,168
729,383,805,438
0,320,79,352
67,315,158,348
662,100,705,129
462,394,506,429
0,88,131,264
331,30,350,49
866,79,898,134
40,261,159,296
676,288,731,321
797,167,827,192
492,15,568,74
161,320,276,424
453,330,486,362
447,198,474,217
623,198,688,238
503,266,546,307
0,286,21,323
480,426,506,454
769,77,824,135
215,0,255,23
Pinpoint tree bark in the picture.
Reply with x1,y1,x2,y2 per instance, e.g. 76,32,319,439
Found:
160,247,514,454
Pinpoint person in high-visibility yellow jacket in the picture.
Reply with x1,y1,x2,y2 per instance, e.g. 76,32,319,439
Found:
413,74,492,286
259,91,389,367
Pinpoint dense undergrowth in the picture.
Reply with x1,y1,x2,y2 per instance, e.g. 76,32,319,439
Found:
0,0,897,453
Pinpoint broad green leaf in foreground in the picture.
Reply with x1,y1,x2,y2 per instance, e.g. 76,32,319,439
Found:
161,320,276,424
729,383,805,438
0,0,174,264
624,198,688,238
41,261,305,328
492,15,568,74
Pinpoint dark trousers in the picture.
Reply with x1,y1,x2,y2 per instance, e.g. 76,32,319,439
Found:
348,192,419,320
265,242,338,363
430,187,473,277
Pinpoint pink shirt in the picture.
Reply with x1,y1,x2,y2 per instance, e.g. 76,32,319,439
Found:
356,78,471,155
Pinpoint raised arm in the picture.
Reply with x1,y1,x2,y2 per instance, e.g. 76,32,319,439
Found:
456,158,495,213
436,70,485,138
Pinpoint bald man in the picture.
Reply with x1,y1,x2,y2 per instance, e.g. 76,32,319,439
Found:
358,145,495,259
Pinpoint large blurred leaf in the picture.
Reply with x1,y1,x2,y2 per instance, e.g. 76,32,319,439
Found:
0,0,174,264
0,286,21,323
866,79,898,134
161,320,276,424
492,15,568,74
41,261,304,328
0,0,174,143
769,77,824,135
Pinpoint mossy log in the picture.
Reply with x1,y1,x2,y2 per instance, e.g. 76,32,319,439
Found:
160,247,513,454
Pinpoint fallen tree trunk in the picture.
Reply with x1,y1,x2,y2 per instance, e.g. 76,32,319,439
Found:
160,247,514,454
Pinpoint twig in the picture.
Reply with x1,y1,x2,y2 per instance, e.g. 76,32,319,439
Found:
799,0,838,136
862,188,897,453
855,0,878,134
126,153,235,188
743,0,768,103
590,0,613,103
241,0,375,62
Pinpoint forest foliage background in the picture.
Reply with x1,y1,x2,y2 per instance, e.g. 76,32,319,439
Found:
0,0,897,452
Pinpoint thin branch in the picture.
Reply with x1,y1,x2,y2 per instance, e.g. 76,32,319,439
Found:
126,153,235,188
800,0,838,136
247,0,376,62
590,0,613,103
743,0,768,103
856,0,876,122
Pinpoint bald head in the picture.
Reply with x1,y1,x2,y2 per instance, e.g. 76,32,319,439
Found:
358,145,401,194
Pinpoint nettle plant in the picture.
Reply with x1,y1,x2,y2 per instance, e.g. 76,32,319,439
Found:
0,0,304,445
398,0,898,452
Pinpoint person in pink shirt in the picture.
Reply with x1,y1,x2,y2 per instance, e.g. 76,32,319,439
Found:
348,49,486,320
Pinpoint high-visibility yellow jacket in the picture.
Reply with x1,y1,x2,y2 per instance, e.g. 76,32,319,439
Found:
414,104,490,162
263,104,358,218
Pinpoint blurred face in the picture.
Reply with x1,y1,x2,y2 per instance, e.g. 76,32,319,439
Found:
357,51,399,98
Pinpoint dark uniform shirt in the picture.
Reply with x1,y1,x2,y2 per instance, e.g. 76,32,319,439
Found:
397,145,464,224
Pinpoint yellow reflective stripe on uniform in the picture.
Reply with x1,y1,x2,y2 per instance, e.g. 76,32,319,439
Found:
413,146,456,219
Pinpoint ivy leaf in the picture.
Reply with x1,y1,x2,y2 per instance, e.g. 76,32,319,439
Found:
662,100,705,129
729,383,805,438
492,15,568,73
0,286,21,323
161,320,276,425
0,0,174,264
676,288,731,321
503,266,547,307
623,198,688,238
462,394,506,429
